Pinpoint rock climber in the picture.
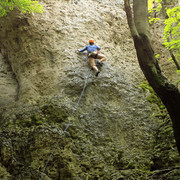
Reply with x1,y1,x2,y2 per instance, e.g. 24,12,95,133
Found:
78,39,107,77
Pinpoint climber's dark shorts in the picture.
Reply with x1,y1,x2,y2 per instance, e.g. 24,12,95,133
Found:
88,51,98,59
88,52,106,67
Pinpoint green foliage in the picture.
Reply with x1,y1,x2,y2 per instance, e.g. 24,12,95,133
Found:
163,6,180,68
138,81,164,108
148,0,154,13
163,6,180,55
0,0,43,17
148,0,162,13
155,53,160,59
148,1,180,68
148,0,162,24
149,17,161,24
138,81,180,170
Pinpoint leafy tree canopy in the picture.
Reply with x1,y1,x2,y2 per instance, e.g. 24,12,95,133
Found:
148,0,162,14
163,6,180,53
148,0,180,70
0,0,43,17
148,0,162,24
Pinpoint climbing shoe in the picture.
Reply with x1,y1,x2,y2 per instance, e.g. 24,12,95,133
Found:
95,71,100,77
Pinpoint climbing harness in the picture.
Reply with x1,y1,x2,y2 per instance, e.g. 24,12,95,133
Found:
40,67,91,180
88,51,99,59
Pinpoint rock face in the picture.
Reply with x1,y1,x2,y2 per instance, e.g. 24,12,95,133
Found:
0,53,18,106
0,0,179,179
0,0,143,103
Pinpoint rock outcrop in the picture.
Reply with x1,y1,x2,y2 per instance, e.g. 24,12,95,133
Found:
0,0,179,179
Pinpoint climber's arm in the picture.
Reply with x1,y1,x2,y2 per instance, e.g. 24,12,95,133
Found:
96,45,101,51
79,46,87,52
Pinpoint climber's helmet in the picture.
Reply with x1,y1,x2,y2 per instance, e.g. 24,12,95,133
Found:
89,39,94,45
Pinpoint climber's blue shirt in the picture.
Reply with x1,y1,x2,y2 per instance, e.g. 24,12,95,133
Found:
79,45,101,55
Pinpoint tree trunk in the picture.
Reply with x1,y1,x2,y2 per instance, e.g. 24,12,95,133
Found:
124,0,180,154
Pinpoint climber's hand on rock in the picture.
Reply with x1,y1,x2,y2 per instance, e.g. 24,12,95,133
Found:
76,49,80,53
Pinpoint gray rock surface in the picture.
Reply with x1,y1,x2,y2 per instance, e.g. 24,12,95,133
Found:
0,53,18,105
0,0,179,179
0,0,142,103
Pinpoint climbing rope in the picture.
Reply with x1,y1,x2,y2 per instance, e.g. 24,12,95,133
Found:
40,67,91,180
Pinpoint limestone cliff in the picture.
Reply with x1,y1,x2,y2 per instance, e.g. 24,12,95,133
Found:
0,0,180,179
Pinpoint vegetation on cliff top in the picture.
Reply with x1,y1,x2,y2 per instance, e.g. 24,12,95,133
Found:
0,0,43,17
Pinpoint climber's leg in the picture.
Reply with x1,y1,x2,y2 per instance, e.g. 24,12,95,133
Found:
89,57,99,72
96,54,107,63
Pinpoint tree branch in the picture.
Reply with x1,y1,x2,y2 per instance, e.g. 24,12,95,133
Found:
169,49,180,70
